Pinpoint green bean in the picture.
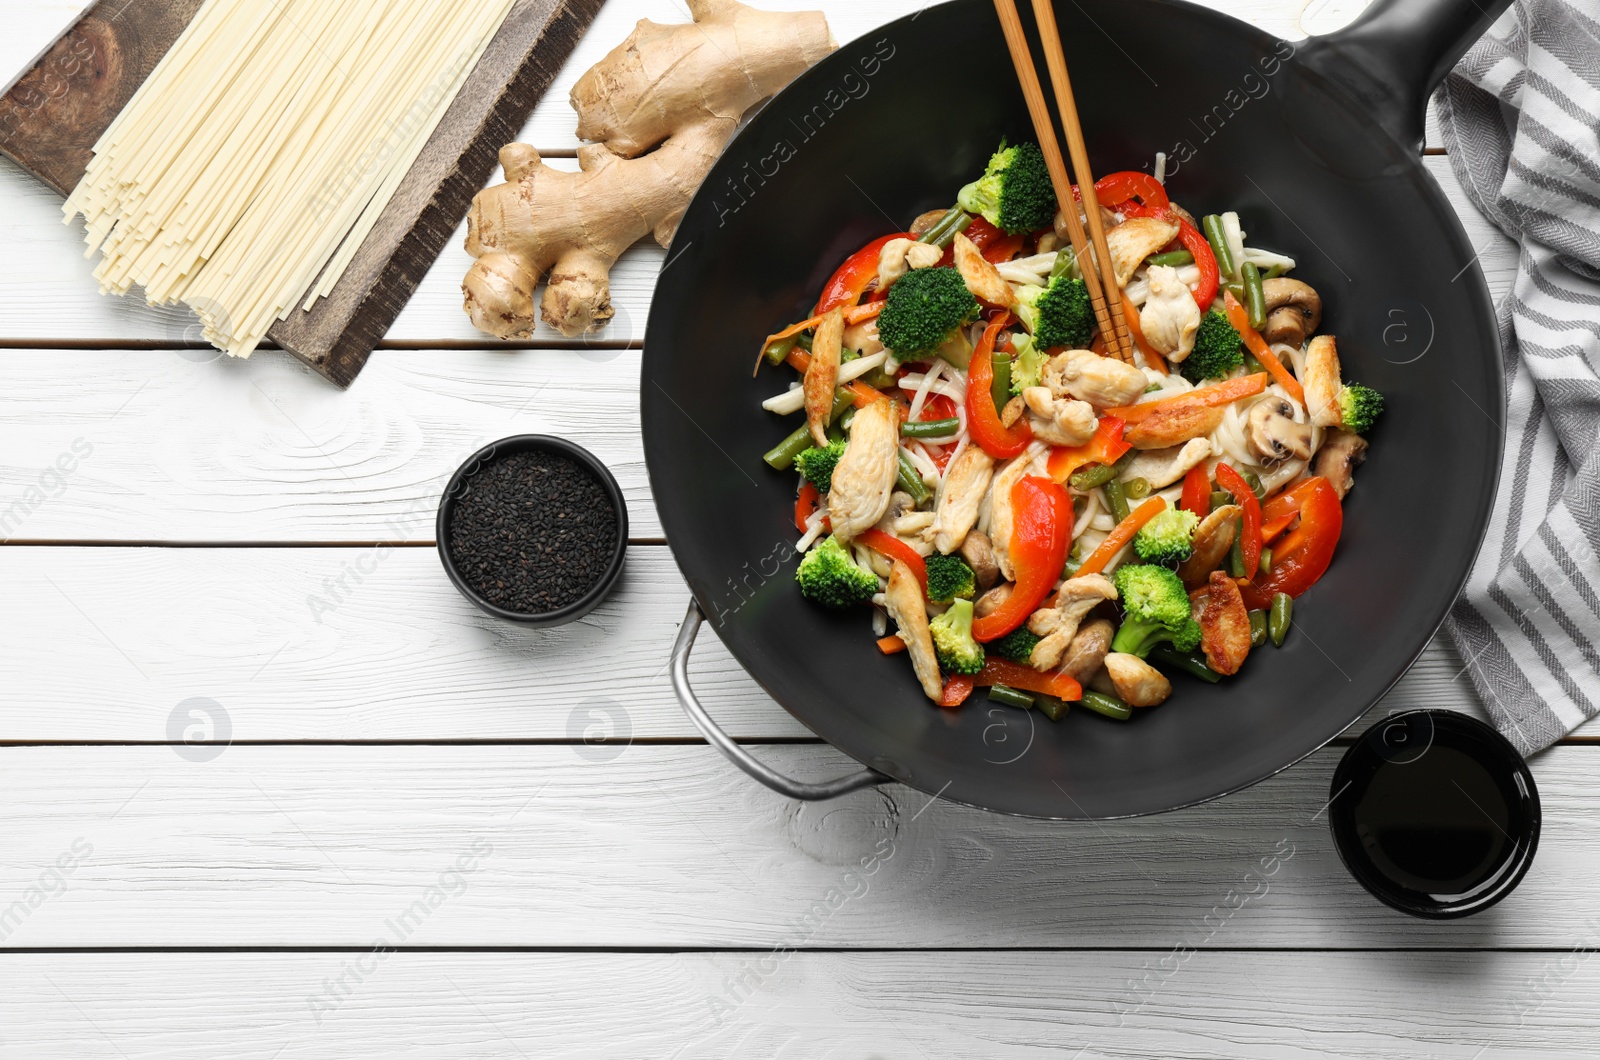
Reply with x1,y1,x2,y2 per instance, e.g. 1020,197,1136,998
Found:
1147,249,1194,268
1210,489,1232,510
1102,477,1130,523
1227,517,1247,577
1243,470,1266,499
1258,547,1272,576
901,417,961,439
1150,645,1223,683
1113,448,1139,473
987,684,1036,710
1223,281,1245,301
1242,351,1264,375
1262,264,1285,280
897,450,931,505
762,391,853,469
924,209,973,250
1248,609,1268,648
1035,695,1070,722
861,366,898,389
796,330,813,351
1124,477,1151,500
1270,592,1293,647
1070,462,1117,491
763,333,799,366
1203,214,1237,279
1078,690,1132,721
917,206,964,245
1242,261,1267,331
991,350,1012,411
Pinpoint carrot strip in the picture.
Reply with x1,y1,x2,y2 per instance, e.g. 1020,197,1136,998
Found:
878,635,907,655
971,657,1083,701
1074,497,1167,577
941,674,975,708
1104,372,1268,423
1122,290,1168,375
1224,291,1305,406
754,303,886,376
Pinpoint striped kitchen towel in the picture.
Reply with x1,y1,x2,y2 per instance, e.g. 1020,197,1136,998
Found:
1435,0,1600,754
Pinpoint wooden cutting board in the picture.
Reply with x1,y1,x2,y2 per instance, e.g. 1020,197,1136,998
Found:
0,0,604,387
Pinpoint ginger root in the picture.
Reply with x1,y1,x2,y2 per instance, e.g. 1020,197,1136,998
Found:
463,0,834,339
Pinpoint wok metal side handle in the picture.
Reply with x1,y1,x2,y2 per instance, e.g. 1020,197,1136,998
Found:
670,599,889,801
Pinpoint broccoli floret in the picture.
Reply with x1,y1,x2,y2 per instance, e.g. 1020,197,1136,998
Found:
1111,563,1202,657
1133,508,1200,565
930,598,985,675
876,266,980,356
796,537,878,608
1008,332,1049,395
925,553,976,604
988,626,1041,665
1014,274,1093,351
1338,383,1385,434
957,141,1057,235
1181,312,1244,382
795,439,845,493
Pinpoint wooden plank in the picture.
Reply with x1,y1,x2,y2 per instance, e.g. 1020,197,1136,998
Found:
2,950,1596,1058
0,543,1576,742
0,0,606,385
0,744,1593,948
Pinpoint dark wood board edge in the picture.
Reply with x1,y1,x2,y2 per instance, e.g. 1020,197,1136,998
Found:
269,0,608,388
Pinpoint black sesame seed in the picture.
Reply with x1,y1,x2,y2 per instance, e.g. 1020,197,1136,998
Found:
446,450,619,614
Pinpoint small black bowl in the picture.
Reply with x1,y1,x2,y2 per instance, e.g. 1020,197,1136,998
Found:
436,435,628,628
1328,710,1540,919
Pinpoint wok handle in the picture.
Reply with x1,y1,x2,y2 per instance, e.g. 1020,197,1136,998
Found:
670,599,890,800
1299,0,1513,152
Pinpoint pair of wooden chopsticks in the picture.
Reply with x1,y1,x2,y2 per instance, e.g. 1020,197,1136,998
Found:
991,0,1136,364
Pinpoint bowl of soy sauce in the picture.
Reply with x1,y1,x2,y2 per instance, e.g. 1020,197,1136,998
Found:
1328,710,1540,919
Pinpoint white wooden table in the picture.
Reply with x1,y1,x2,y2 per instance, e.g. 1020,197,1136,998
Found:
2,1,1594,1056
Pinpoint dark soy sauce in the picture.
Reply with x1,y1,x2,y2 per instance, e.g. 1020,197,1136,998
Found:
1329,711,1540,919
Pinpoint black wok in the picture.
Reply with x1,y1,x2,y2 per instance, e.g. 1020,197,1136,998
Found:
644,0,1508,818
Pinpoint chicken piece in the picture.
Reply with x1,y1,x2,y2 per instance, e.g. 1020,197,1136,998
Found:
1313,429,1368,499
885,559,943,703
1125,403,1225,450
1103,652,1172,707
1056,200,1119,244
1178,504,1241,586
803,307,844,446
1138,264,1202,360
1247,394,1314,464
1026,573,1117,671
1197,570,1252,676
953,231,1014,306
1304,335,1342,428
1106,216,1180,286
1022,386,1098,446
932,444,995,554
1259,278,1322,348
1122,438,1211,490
877,237,942,290
961,529,1001,590
974,581,1013,618
1044,349,1148,409
827,400,900,542
1058,618,1115,684
986,442,1048,581
843,319,883,358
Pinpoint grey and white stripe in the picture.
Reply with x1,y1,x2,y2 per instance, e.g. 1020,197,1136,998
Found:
1436,0,1600,754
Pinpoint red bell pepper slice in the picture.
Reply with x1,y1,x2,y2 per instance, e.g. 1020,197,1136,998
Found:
1046,416,1130,484
1171,217,1220,308
941,674,975,708
1215,463,1263,578
1180,464,1211,517
973,476,1072,642
1082,171,1170,212
966,314,1033,459
795,481,822,533
1241,477,1343,609
972,657,1083,702
857,528,928,594
815,232,912,315
1260,477,1324,544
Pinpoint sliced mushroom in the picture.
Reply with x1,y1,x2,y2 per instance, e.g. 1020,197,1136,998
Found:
1123,438,1212,490
1314,429,1368,499
1045,349,1148,409
1125,403,1225,450
988,442,1049,581
1247,394,1314,464
933,445,995,554
1058,618,1115,684
1000,395,1026,428
1105,216,1180,286
1103,652,1172,707
1055,203,1118,246
960,529,1001,590
1303,335,1342,429
1259,278,1322,348
953,231,1015,306
827,400,900,542
803,307,844,446
1178,504,1241,586
885,559,943,703
1197,570,1252,676
1022,386,1098,446
1026,573,1118,671
974,581,1014,618
909,209,948,238
1139,264,1202,359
